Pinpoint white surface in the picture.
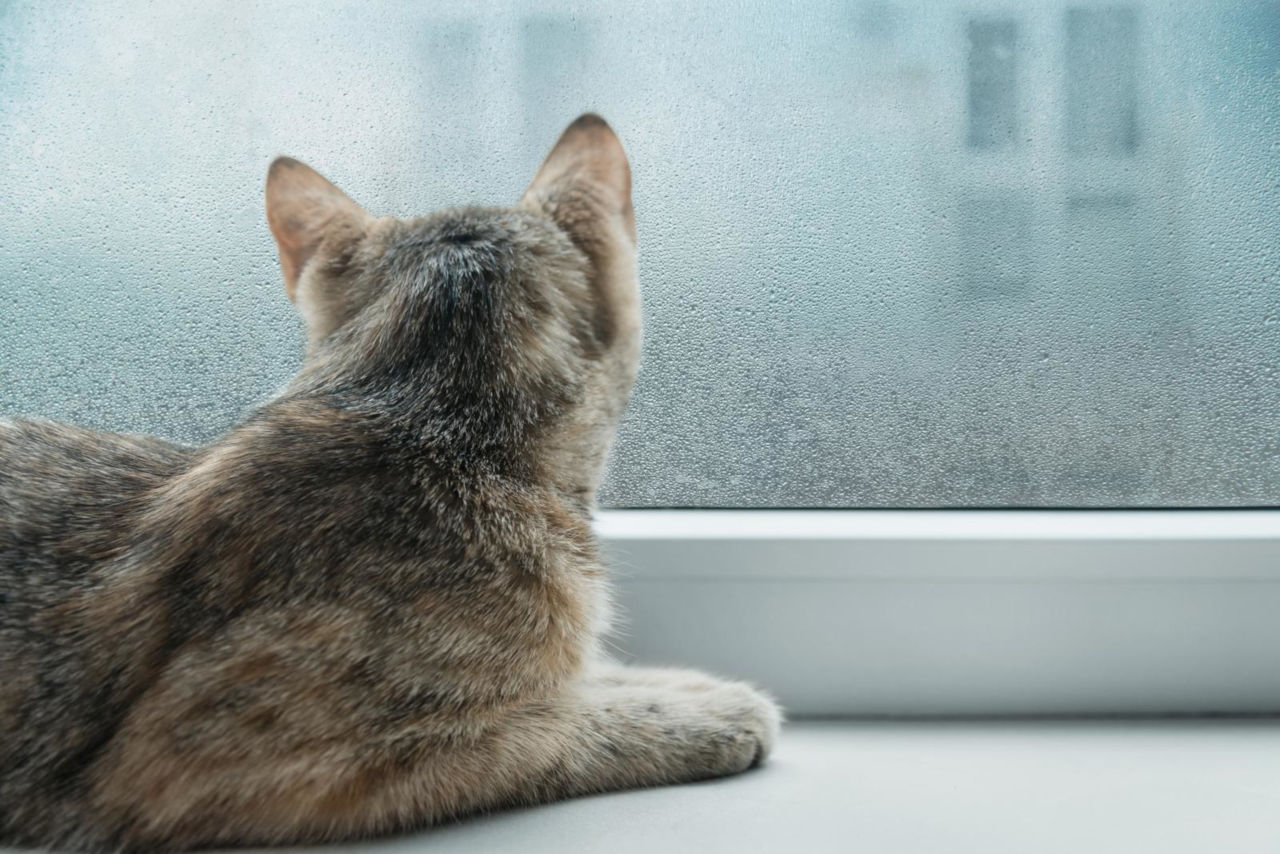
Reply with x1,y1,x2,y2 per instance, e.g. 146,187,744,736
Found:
598,510,1280,715
597,509,1280,544
267,721,1280,854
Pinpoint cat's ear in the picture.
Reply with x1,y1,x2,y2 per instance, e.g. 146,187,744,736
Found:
521,113,635,248
520,114,638,344
265,157,372,302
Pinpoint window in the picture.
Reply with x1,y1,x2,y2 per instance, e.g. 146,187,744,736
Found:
1066,6,1139,155
966,17,1019,149
3,1,1275,508
520,15,595,161
958,192,1032,296
418,22,481,167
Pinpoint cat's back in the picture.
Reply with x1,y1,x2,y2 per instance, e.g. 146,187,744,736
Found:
0,418,191,843
0,418,191,584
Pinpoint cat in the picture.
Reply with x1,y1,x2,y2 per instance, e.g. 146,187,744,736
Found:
0,114,780,852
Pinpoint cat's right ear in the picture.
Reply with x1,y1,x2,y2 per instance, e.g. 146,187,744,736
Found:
520,114,638,348
265,157,372,302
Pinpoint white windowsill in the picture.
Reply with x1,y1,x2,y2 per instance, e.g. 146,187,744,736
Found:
597,508,1280,543
239,721,1280,854
596,509,1280,716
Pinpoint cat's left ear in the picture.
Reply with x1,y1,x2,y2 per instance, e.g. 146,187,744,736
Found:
265,157,372,302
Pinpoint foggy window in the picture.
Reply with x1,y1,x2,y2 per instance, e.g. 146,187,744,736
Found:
520,16,593,159
1063,195,1141,329
1066,7,1139,155
966,18,1019,149
959,194,1032,296
1,1,1277,507
419,23,480,164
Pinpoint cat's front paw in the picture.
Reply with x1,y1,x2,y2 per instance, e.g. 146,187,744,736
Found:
692,680,782,774
593,665,782,779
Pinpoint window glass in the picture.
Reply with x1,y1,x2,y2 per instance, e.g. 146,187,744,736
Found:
1,1,1277,506
967,18,1019,150
1066,7,1139,155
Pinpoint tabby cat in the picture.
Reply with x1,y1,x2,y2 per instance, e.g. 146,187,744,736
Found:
0,115,780,851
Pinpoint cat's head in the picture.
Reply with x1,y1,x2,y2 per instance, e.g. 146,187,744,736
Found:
264,114,640,506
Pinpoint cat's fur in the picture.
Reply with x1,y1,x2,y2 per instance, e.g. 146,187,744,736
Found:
0,115,780,852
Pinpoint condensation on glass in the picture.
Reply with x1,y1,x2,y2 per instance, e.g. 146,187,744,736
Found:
1066,7,1139,155
1,1,1277,507
966,18,1019,150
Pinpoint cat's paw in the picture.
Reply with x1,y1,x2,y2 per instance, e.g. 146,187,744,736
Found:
684,679,782,775
592,665,782,777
